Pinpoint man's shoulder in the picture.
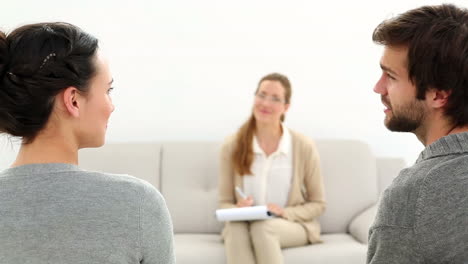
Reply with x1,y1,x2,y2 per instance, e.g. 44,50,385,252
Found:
414,152,468,222
410,152,468,202
411,152,468,261
423,152,468,182
373,152,468,228
372,164,431,228
391,151,468,190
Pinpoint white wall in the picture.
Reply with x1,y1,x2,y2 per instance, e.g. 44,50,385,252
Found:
1,0,467,169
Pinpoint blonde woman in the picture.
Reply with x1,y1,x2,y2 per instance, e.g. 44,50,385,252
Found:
218,73,326,264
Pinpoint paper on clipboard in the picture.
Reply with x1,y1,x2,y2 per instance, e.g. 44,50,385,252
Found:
216,205,275,222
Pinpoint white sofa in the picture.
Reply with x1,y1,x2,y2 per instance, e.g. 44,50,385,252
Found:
78,139,406,264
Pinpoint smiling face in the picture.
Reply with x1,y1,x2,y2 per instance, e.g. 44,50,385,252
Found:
253,80,289,126
374,46,427,132
77,52,115,148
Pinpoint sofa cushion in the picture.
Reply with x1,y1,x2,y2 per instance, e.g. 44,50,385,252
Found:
174,233,366,264
315,140,378,233
348,204,378,244
174,234,225,264
78,143,161,189
283,234,367,264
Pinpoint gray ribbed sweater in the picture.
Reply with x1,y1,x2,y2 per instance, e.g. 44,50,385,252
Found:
0,163,175,264
368,132,468,263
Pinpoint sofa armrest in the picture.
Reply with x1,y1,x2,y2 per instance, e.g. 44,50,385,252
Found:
348,204,378,244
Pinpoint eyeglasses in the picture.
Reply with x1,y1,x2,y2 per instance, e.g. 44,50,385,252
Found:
255,93,285,104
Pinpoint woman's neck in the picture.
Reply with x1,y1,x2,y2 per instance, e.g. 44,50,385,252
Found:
12,131,78,167
255,122,283,156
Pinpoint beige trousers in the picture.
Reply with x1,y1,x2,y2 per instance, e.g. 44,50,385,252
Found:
222,218,309,264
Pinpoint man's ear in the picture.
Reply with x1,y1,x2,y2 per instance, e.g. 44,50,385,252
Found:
62,87,81,117
427,89,451,109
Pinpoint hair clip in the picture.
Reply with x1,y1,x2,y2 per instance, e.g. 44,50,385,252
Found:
39,53,56,69
6,71,18,82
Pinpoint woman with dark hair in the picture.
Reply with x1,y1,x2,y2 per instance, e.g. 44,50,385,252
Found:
0,22,175,263
218,73,326,264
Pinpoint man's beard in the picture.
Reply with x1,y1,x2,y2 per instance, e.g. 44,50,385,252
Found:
384,98,426,132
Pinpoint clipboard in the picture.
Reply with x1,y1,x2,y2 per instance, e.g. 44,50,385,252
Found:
215,205,275,221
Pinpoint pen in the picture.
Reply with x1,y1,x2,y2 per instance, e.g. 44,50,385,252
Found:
235,186,248,200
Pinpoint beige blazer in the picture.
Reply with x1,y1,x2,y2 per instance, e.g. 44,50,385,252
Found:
218,129,326,243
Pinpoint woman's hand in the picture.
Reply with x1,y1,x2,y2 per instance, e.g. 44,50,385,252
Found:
236,196,254,207
267,203,284,217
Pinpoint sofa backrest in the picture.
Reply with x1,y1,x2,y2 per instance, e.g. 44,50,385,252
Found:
314,140,378,233
160,142,223,233
75,140,405,235
79,143,162,189
160,139,380,234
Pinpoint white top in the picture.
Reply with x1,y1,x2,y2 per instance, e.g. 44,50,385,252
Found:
243,124,293,207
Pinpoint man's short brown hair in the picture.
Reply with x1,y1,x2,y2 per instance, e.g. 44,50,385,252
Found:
373,4,468,127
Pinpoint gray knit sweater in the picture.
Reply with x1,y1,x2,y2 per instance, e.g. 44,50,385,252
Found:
368,133,468,263
0,163,175,264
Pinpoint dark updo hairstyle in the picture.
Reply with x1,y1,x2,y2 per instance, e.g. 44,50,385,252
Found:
0,22,99,143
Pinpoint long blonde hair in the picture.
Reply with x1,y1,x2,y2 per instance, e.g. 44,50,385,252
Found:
231,73,292,175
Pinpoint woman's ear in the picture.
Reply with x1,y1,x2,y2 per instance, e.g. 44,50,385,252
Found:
62,87,81,117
